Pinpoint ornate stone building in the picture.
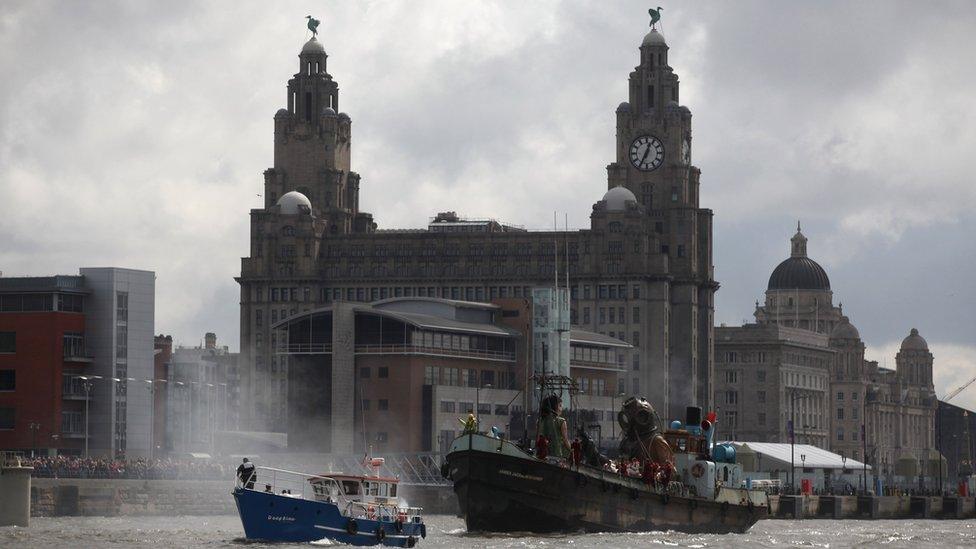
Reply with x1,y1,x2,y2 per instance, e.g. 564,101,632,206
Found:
714,227,939,484
237,24,717,430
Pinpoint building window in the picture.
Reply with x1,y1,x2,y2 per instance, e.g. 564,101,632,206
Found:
837,392,844,401
0,332,14,353
378,367,389,379
376,432,388,443
116,292,128,322
361,400,370,411
852,408,859,420
837,408,844,420
360,367,371,379
837,429,844,441
677,245,685,258
633,307,640,323
494,404,509,415
378,399,389,411
726,391,738,405
583,307,590,324
852,392,858,401
608,308,615,324
423,366,438,385
725,351,737,363
725,370,738,384
460,401,474,414
0,407,13,429
757,370,766,382
440,401,456,413
481,370,495,387
757,390,765,403
758,412,766,426
723,410,737,432
599,308,606,324
0,370,14,391
632,331,639,347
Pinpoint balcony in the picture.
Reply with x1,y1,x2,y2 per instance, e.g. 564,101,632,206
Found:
276,341,516,362
570,358,626,372
356,344,516,362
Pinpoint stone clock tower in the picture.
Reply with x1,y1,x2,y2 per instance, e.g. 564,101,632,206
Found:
605,27,714,417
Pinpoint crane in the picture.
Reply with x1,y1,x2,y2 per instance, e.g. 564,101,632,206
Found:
943,374,976,402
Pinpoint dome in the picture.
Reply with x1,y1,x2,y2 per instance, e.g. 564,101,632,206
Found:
642,29,667,47
338,112,350,120
274,108,290,118
616,102,631,113
602,186,637,211
322,106,336,116
900,328,929,351
301,37,325,54
830,320,860,341
276,191,312,215
767,257,831,291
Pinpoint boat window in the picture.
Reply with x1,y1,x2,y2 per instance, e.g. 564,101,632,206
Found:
365,482,379,496
390,484,397,497
341,480,360,496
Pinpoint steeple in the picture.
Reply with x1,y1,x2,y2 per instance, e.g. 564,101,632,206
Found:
791,221,808,258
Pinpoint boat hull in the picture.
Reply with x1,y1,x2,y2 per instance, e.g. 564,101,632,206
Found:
446,436,765,534
233,488,425,546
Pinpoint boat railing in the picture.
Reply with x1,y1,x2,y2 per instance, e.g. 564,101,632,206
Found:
343,499,423,523
236,465,342,502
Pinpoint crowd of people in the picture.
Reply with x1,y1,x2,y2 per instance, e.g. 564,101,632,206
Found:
27,455,229,480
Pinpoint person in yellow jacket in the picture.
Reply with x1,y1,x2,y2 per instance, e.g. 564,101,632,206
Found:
459,412,478,434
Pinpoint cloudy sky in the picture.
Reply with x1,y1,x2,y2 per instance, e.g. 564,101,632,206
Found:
1,1,974,409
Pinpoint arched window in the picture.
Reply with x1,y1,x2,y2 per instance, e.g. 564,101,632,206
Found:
282,226,295,236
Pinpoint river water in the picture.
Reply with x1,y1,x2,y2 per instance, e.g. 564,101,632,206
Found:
2,515,975,548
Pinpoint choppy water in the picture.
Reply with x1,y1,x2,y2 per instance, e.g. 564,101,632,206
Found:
2,515,975,548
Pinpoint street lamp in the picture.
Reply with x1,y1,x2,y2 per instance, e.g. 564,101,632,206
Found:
800,454,807,492
611,392,625,440
28,422,41,457
78,375,98,459
476,383,492,429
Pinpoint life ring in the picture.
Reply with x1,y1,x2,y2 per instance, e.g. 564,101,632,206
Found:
346,518,358,535
375,527,386,541
394,518,404,533
691,463,706,478
406,535,417,548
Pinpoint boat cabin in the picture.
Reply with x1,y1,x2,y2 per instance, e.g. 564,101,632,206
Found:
309,474,400,504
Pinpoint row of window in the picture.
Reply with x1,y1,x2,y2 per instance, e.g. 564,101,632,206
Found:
723,369,767,384
360,399,390,411
359,366,389,379
723,351,767,364
422,366,517,390
586,306,640,327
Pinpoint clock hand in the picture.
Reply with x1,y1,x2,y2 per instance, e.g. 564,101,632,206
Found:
639,144,652,165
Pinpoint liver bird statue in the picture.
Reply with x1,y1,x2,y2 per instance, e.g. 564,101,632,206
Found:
306,15,320,37
649,7,663,29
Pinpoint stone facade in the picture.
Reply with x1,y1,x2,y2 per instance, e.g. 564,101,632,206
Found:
238,26,717,429
715,228,939,484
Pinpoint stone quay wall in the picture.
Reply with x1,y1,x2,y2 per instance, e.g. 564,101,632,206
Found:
31,479,235,517
30,479,459,518
769,495,976,520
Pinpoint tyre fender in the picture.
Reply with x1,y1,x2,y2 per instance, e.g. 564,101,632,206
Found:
346,518,358,535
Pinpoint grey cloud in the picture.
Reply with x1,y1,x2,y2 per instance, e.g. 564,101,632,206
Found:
1,1,974,376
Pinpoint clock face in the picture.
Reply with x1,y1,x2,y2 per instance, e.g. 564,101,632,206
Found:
629,135,665,171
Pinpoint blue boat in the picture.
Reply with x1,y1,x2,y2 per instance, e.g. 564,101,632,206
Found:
233,460,427,546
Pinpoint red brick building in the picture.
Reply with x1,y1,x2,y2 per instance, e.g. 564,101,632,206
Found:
0,277,91,455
